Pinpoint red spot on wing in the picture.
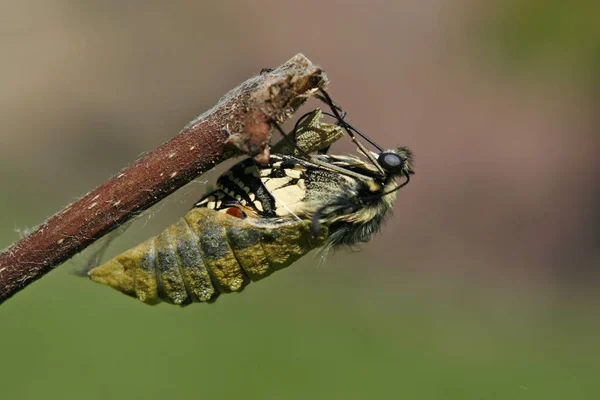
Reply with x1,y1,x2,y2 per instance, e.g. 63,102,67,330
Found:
225,207,246,219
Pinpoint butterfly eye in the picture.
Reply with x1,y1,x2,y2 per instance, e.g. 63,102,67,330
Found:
378,152,404,174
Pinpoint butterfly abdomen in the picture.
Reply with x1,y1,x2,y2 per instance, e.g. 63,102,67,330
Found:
89,208,328,306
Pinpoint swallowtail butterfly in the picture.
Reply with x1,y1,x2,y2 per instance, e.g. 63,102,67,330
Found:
88,92,414,305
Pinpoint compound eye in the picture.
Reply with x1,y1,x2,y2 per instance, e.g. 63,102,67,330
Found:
378,152,404,174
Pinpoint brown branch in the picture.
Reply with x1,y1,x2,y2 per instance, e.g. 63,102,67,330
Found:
0,53,328,304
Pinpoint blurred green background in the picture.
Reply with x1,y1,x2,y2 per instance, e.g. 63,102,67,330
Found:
1,1,599,399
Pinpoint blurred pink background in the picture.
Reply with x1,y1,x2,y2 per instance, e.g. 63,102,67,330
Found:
1,0,598,299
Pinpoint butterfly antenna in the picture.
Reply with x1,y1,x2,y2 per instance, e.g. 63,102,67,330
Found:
317,89,385,173
320,112,383,151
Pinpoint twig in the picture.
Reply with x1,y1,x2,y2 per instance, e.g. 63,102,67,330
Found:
0,53,328,304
